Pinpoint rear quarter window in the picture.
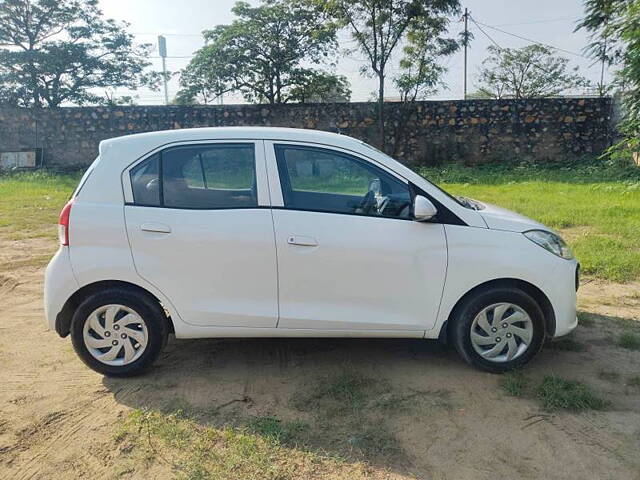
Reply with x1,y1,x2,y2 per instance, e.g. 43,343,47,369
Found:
130,153,160,206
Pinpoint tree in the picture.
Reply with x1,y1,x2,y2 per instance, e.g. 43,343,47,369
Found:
0,0,158,107
477,45,589,99
287,71,351,103
315,0,460,149
395,29,457,103
177,0,346,105
392,27,457,156
578,0,640,162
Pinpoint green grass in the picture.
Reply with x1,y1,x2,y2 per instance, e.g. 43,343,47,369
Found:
535,375,610,412
617,331,640,350
500,371,530,397
2,161,640,281
246,416,309,446
113,409,368,480
628,376,640,388
0,171,80,240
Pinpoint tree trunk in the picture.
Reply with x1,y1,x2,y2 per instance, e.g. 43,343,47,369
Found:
378,72,385,151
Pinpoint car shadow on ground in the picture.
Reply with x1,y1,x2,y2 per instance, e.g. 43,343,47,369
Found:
102,336,468,475
100,314,640,477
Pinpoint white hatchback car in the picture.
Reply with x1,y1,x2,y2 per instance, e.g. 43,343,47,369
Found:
44,127,578,376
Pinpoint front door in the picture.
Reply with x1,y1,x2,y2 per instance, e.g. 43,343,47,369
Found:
124,141,278,328
267,142,447,332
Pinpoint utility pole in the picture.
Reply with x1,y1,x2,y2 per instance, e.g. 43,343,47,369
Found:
158,35,169,105
463,8,469,100
599,37,607,97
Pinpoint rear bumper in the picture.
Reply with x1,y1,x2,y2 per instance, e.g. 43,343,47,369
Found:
44,248,79,331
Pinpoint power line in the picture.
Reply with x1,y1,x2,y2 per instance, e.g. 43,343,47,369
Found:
471,18,587,58
492,17,577,27
469,16,503,51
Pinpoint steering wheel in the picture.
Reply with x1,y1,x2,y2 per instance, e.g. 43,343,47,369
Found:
357,190,377,215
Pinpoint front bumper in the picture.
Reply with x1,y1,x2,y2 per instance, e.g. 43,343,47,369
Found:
548,260,579,338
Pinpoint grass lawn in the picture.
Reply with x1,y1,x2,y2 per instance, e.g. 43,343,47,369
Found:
0,171,80,240
1,161,639,282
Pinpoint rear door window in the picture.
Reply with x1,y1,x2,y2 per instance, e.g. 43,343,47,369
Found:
162,144,256,209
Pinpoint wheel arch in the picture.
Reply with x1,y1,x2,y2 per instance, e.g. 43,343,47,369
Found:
441,278,556,343
54,280,175,338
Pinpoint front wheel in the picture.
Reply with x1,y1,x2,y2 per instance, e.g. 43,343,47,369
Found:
450,286,545,373
70,289,168,377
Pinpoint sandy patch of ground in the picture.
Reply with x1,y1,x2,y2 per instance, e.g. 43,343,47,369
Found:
0,237,639,479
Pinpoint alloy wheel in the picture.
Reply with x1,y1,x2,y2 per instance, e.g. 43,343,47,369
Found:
469,302,534,363
82,304,148,366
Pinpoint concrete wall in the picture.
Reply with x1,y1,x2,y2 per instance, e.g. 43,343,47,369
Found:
0,97,613,168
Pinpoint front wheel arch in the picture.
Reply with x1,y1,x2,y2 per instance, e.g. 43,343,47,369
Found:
55,280,174,338
444,278,555,343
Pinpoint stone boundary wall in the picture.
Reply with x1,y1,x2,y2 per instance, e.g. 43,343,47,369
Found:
0,97,613,168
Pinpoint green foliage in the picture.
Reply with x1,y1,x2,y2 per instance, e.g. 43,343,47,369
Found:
286,71,351,103
394,24,458,102
579,0,640,160
477,44,589,99
177,0,344,105
315,0,460,147
535,376,609,412
0,0,159,107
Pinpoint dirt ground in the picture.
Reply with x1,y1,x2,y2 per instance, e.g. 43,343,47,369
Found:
1,237,639,480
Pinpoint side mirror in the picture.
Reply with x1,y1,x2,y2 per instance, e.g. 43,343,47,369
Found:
413,195,437,221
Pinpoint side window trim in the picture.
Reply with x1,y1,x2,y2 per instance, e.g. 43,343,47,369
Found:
273,143,413,221
124,140,269,210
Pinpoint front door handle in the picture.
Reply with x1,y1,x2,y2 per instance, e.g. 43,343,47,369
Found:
287,235,318,247
141,222,172,234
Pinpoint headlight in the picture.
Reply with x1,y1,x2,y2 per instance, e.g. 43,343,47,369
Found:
523,230,574,259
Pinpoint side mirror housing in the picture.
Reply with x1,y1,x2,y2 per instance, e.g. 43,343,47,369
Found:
413,195,437,221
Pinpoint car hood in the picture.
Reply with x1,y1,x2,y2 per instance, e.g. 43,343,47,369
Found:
477,202,547,233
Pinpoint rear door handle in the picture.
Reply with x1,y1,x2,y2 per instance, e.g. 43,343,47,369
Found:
287,235,318,247
140,222,172,234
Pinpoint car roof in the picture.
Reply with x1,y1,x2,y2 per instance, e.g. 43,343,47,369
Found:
99,126,363,157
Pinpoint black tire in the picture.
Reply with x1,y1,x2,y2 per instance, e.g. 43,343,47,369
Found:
70,288,168,377
450,286,545,373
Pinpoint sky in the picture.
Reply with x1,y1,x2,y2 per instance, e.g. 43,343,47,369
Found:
98,0,611,105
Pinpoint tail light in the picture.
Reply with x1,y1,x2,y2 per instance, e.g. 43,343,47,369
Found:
58,199,74,246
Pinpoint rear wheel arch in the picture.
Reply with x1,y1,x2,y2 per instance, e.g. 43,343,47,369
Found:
444,278,556,342
55,280,174,338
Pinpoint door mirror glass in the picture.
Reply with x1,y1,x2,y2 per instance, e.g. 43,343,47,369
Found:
413,195,437,221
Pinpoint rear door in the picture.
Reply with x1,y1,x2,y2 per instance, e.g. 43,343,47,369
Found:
265,141,448,332
124,140,278,328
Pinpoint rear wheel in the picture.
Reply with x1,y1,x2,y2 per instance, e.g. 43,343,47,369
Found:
70,289,168,377
450,286,545,373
